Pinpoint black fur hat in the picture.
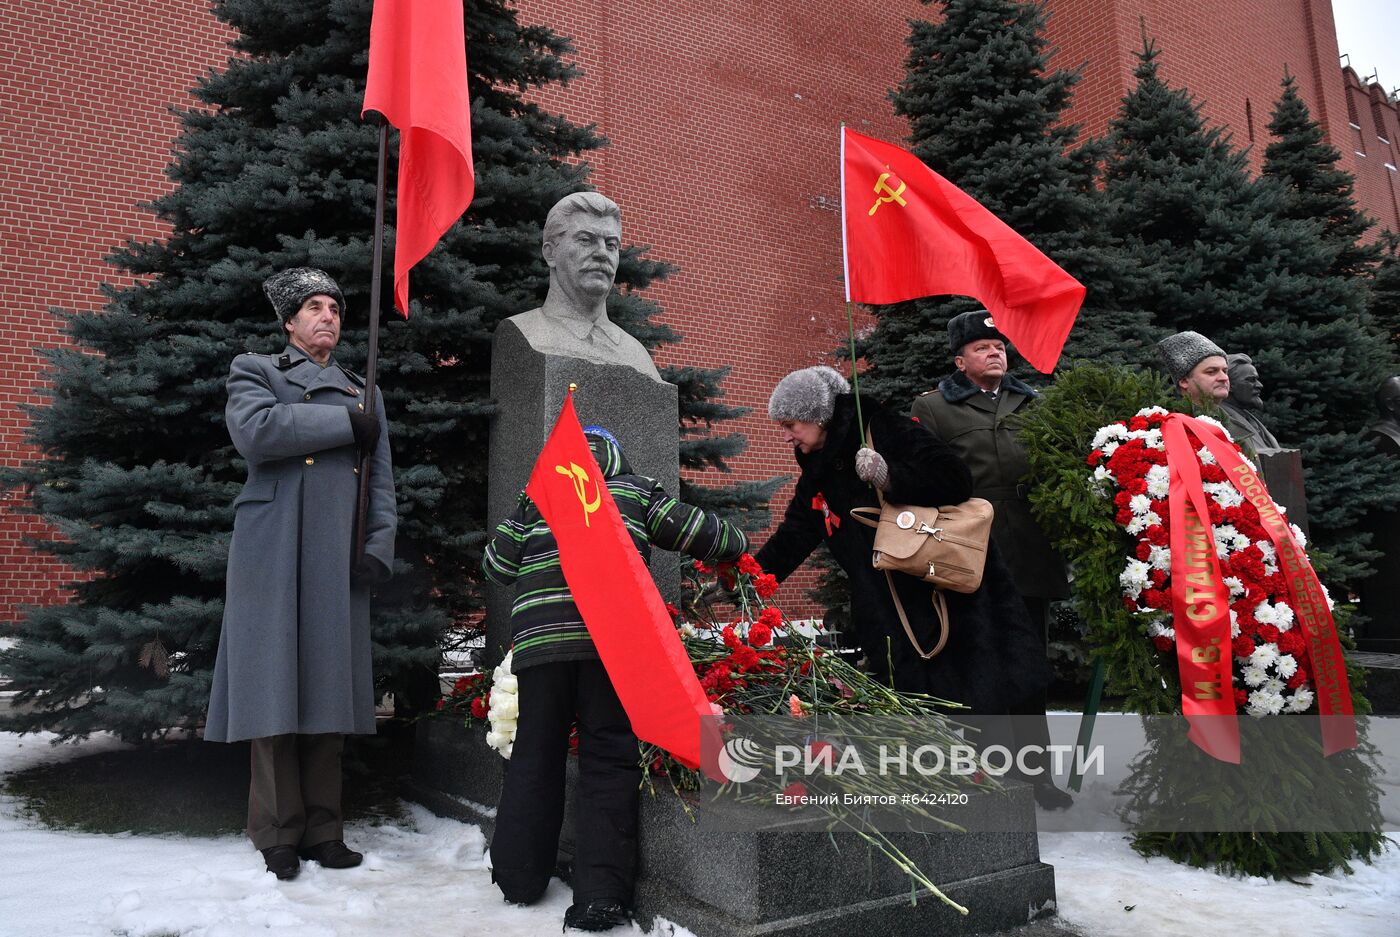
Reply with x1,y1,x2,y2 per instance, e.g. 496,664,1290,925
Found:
948,309,1007,354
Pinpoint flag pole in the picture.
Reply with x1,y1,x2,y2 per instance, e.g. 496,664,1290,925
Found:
354,117,389,567
838,123,865,441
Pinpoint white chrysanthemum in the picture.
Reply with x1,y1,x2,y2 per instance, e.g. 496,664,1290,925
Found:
1247,688,1285,716
1287,687,1315,713
1195,414,1229,436
680,621,697,638
1092,423,1129,449
1140,429,1164,449
1273,603,1295,627
1263,678,1286,696
1139,406,1170,418
1145,465,1170,498
1149,545,1172,571
1125,511,1163,535
1230,609,1241,638
1321,583,1335,611
1197,446,1217,466
1275,654,1298,679
1223,576,1245,599
1146,621,1171,639
1242,665,1269,687
1290,524,1307,549
1088,465,1114,497
1129,494,1152,515
487,650,519,759
1254,602,1279,626
1214,524,1240,550
1119,559,1151,597
1211,484,1244,509
1249,643,1280,670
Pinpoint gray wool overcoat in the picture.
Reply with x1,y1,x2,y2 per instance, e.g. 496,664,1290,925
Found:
204,344,396,743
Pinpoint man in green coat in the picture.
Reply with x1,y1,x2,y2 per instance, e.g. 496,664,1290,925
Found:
910,309,1071,809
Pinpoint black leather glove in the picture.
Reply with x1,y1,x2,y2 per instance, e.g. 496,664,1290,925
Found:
354,555,390,586
348,410,381,455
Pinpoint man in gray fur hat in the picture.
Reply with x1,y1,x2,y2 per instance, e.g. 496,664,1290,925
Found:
205,267,397,882
1158,330,1230,405
910,309,1071,810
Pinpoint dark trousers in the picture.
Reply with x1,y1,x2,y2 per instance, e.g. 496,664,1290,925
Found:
491,660,641,907
1010,597,1055,782
247,733,344,850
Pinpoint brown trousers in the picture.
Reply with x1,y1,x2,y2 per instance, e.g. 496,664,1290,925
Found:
247,733,344,851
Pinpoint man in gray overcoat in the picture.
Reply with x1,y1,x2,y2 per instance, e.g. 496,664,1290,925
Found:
910,310,1071,809
204,267,396,881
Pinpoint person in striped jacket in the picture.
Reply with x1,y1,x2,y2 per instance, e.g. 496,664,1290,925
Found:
482,425,746,932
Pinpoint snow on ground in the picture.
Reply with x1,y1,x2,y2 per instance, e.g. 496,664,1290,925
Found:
1,731,1397,937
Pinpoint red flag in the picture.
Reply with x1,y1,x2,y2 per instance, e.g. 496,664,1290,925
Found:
840,127,1084,373
525,394,722,778
362,0,475,317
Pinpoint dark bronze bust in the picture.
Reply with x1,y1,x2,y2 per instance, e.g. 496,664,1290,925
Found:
1365,374,1400,458
1219,353,1282,454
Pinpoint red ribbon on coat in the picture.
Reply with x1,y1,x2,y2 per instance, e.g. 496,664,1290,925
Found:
812,492,841,536
1162,414,1356,762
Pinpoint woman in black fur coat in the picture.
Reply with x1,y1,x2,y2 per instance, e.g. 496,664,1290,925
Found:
753,366,1046,716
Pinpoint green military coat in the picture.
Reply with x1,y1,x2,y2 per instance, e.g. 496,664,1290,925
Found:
910,371,1069,600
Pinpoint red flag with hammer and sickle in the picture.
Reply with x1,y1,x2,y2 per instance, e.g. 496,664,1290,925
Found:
525,393,722,778
840,127,1084,373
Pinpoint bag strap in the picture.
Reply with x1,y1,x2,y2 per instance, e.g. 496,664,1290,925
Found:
862,427,951,660
885,570,950,659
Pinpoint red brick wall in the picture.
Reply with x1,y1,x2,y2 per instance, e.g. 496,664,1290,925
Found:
2,0,1392,624
0,2,233,625
1341,67,1400,233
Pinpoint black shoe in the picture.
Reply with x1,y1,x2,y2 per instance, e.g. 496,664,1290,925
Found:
261,845,300,881
563,899,630,932
1033,780,1074,811
298,839,363,869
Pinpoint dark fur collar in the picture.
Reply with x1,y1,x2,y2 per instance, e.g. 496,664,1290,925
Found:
936,369,1039,404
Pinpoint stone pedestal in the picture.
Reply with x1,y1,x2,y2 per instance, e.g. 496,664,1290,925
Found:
407,720,1056,937
1256,448,1309,539
1357,505,1400,653
484,320,680,665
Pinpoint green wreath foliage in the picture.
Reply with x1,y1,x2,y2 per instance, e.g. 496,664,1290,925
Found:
1017,361,1388,877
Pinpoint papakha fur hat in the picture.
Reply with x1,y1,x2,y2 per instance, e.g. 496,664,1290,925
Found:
768,366,851,424
263,267,346,323
1157,331,1225,384
948,309,1008,354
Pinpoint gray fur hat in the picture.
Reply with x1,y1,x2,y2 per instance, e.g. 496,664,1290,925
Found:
1157,331,1225,384
768,366,850,424
263,267,346,323
948,309,1008,354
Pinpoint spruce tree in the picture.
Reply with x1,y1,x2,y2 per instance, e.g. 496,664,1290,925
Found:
0,0,766,741
856,0,1147,406
1263,73,1380,282
1102,39,1400,586
1368,231,1400,350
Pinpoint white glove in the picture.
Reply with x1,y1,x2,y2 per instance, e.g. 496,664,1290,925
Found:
855,447,890,490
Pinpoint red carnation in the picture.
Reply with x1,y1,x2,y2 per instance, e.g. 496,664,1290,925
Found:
1258,624,1281,645
748,623,773,647
738,553,763,577
694,560,712,574
754,574,779,599
1232,635,1256,658
1136,541,1152,561
470,696,489,720
1087,449,1104,466
808,740,837,770
1287,671,1309,690
1142,588,1170,610
1149,569,1167,589
1129,415,1149,431
782,782,809,801
758,606,783,629
1152,634,1174,653
664,602,681,620
721,625,740,648
1234,688,1249,708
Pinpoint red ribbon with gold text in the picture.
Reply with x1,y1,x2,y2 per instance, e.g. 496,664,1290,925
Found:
1176,415,1357,756
1162,416,1242,763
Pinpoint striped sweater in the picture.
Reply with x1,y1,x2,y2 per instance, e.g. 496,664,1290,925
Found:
482,430,748,671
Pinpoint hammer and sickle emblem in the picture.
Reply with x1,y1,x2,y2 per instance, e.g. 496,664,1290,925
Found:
555,462,602,526
868,171,908,216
